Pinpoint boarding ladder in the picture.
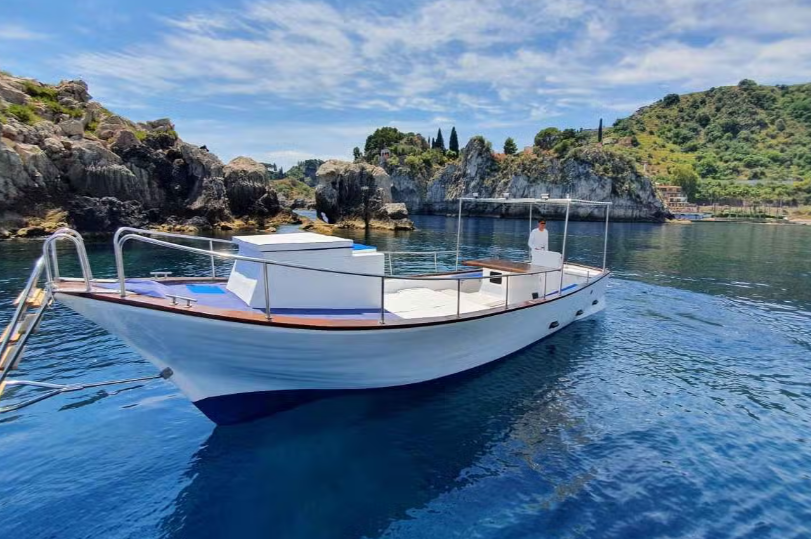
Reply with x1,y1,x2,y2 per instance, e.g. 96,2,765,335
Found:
0,228,169,413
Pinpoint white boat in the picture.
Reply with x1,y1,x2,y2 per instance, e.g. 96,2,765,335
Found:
0,197,611,424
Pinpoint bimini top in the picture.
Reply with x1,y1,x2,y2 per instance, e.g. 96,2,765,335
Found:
459,196,611,206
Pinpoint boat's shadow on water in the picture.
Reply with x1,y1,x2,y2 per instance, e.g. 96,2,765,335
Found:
159,318,606,539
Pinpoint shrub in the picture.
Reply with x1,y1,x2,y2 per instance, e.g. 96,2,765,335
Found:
662,93,681,107
7,104,38,124
22,81,58,101
534,127,560,149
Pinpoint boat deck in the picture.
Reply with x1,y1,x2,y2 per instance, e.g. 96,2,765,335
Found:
54,261,604,327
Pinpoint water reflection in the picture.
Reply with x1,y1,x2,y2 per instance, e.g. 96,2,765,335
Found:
160,320,604,539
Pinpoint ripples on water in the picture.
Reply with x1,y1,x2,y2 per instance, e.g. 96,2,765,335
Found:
0,219,810,538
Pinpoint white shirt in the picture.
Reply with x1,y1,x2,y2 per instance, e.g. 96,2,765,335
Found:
528,228,549,251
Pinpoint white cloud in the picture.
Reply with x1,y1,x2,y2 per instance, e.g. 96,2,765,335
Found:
0,24,47,41
60,0,811,146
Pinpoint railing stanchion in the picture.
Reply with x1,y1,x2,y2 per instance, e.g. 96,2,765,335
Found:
559,200,570,296
543,272,547,299
505,275,510,310
262,263,271,321
380,277,386,325
456,279,461,318
209,240,216,278
50,242,60,282
602,205,611,271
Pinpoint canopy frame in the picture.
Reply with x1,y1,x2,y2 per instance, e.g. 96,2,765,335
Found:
454,196,612,282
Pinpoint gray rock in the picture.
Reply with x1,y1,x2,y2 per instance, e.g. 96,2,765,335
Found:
59,119,84,137
145,118,174,132
315,160,395,226
0,80,27,105
68,196,147,232
56,80,91,103
0,143,30,208
111,129,140,154
381,202,409,220
187,177,231,223
42,137,65,155
2,124,18,141
97,115,128,139
223,156,275,215
58,97,81,109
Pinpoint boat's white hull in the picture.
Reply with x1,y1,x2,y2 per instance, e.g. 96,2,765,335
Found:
56,276,607,424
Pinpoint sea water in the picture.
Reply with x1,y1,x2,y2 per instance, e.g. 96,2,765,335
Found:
0,217,809,538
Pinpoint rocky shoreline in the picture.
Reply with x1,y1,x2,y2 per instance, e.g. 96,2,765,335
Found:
0,73,300,239
315,137,669,225
2,72,668,241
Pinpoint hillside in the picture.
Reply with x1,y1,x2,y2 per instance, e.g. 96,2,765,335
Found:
0,70,295,237
609,80,811,183
348,81,811,212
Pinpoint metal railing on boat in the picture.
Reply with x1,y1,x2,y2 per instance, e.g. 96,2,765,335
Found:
382,250,458,275
0,229,173,413
112,228,602,326
1,226,603,413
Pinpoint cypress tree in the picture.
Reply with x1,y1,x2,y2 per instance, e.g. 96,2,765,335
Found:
449,127,459,153
598,118,603,143
435,128,445,151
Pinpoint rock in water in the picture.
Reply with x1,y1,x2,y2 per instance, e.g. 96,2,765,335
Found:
382,136,668,221
223,156,279,216
68,196,148,232
314,160,413,229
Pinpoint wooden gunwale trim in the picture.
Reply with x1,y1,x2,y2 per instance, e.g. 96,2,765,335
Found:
463,259,549,274
53,272,609,331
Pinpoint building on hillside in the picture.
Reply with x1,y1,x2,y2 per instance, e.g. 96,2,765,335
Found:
655,184,694,211
655,184,709,220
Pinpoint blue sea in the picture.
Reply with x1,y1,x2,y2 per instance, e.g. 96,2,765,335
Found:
0,216,810,538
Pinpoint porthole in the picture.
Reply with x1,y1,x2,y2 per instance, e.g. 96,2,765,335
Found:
592,299,598,305
576,309,584,316
549,321,559,329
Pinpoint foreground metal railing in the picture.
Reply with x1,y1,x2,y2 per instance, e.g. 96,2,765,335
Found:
0,228,149,412
113,228,601,325
382,250,458,275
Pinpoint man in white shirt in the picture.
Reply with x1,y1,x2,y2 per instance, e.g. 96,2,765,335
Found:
528,219,549,264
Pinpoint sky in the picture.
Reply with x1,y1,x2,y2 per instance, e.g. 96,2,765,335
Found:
2,0,811,169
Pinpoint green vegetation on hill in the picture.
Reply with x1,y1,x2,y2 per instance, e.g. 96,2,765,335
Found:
271,178,314,200
610,80,811,183
352,81,811,208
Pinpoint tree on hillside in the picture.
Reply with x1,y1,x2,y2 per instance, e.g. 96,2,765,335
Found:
364,127,405,160
353,147,362,161
434,128,445,151
670,164,699,201
662,93,681,107
598,118,603,143
449,127,459,153
503,137,518,155
534,127,560,150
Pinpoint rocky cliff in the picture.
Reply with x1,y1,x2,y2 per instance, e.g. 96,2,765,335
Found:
385,137,668,221
0,72,292,237
315,160,414,230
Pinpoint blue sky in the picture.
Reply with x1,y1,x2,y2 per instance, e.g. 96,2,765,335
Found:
2,0,811,168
